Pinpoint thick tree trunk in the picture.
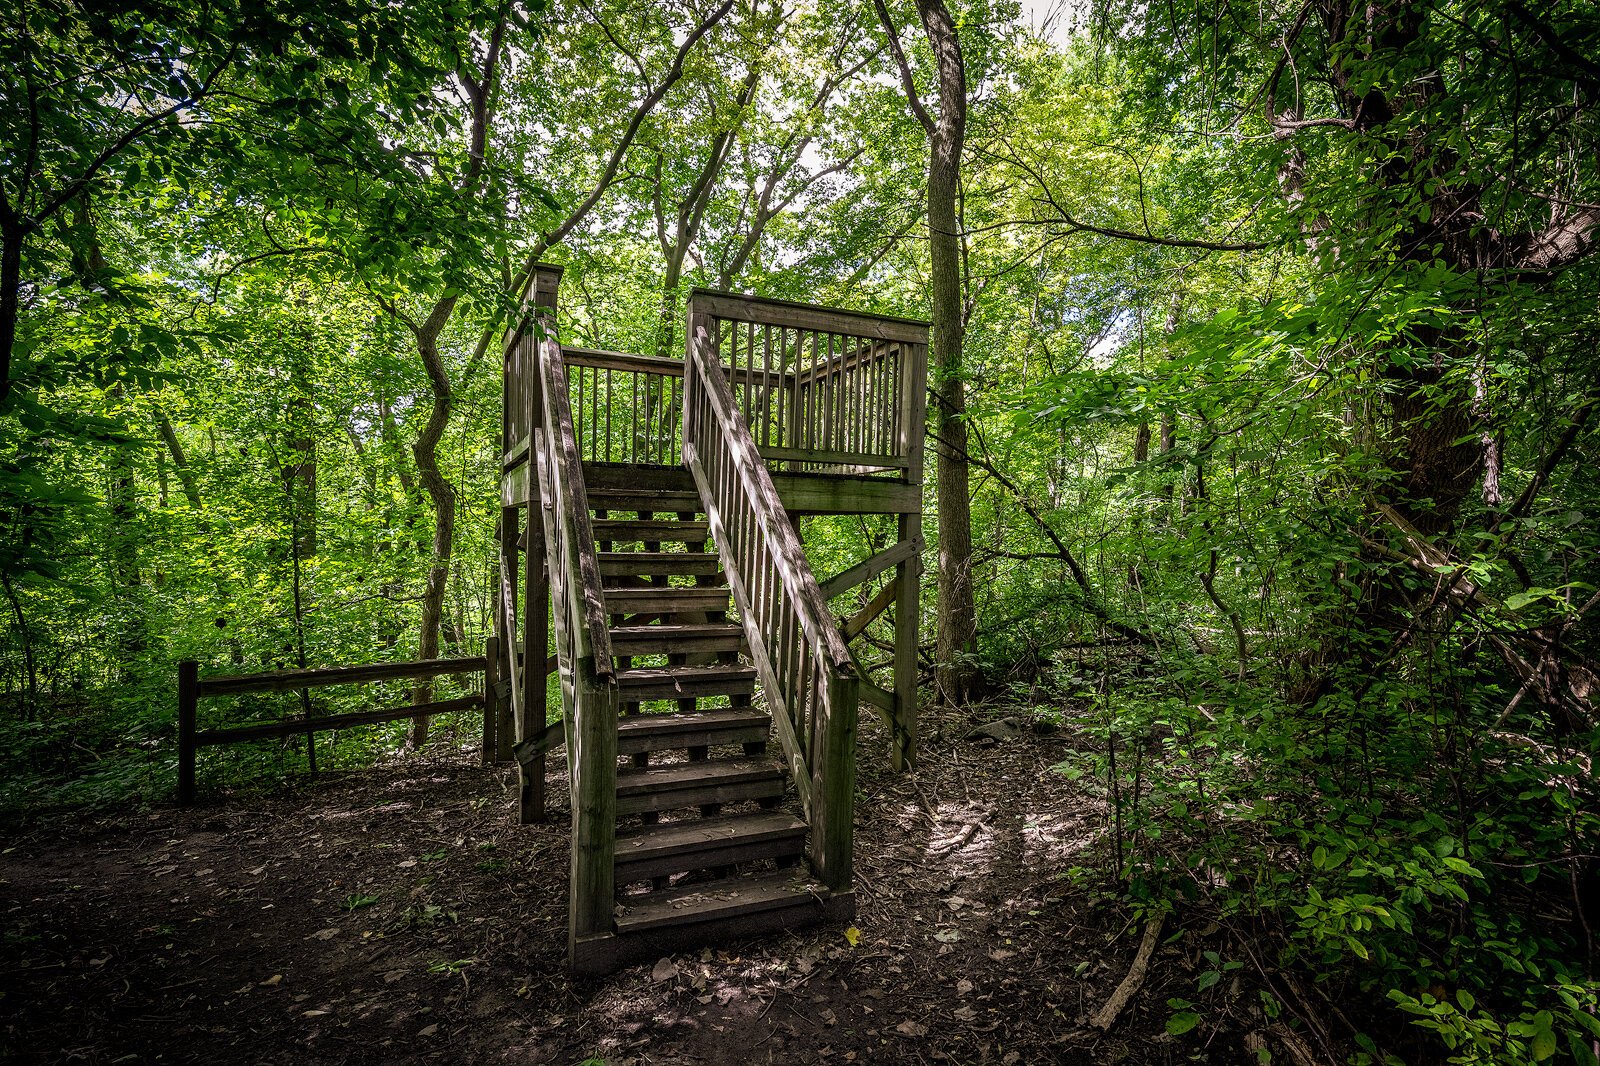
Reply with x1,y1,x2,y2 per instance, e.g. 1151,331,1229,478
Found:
916,0,978,704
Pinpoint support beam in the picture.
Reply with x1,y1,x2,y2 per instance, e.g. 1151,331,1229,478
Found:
892,512,922,770
819,537,922,600
843,577,898,640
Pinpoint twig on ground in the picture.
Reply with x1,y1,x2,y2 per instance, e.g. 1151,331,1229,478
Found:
1089,914,1166,1031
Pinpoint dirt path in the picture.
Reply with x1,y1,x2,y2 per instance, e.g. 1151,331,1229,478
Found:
1,707,1238,1064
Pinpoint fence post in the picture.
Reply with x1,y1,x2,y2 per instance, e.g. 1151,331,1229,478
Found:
482,636,500,767
177,660,198,806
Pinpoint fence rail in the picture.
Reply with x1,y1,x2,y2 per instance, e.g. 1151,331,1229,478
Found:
177,653,493,805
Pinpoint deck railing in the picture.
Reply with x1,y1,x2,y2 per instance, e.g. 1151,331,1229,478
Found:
529,307,619,956
682,293,860,892
690,289,927,477
552,291,927,480
564,348,684,467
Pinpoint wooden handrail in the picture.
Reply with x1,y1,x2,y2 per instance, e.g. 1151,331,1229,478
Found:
690,287,928,343
537,331,614,671
682,295,859,893
527,289,618,956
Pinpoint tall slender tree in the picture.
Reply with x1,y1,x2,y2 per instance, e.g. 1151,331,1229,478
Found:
876,0,978,703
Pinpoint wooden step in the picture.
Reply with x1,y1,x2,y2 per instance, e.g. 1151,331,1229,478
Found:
592,519,710,544
615,811,806,882
570,878,853,976
616,707,769,755
610,623,745,656
605,586,730,616
599,551,723,578
615,871,834,934
615,758,784,815
589,489,704,514
616,663,756,701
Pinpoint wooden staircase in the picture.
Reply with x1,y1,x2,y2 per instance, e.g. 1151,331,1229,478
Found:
590,478,847,966
495,267,926,975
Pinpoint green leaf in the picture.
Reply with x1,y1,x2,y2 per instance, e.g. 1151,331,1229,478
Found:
1166,1011,1201,1036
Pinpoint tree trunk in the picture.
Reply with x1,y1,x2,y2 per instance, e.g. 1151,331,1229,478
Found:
408,306,459,749
153,411,202,509
916,0,977,704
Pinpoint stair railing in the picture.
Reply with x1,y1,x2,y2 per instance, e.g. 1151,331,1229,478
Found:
682,295,860,893
528,299,619,956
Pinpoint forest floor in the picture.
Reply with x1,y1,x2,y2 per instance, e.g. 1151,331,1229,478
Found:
0,703,1251,1065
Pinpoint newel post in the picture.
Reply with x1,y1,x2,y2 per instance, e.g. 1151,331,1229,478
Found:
811,670,859,894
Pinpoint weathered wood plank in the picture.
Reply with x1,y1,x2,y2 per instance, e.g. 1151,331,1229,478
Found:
196,656,485,697
195,695,484,746
614,812,807,881
691,288,929,344
818,537,923,600
756,445,909,468
843,577,899,640
591,519,710,543
608,623,745,656
615,663,756,700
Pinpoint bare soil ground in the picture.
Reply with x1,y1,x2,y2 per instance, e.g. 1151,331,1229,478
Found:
1,705,1250,1064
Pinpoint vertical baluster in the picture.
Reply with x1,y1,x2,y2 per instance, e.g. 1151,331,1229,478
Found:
630,367,640,465
760,325,772,447
823,334,837,459
881,346,892,456
869,345,879,458
775,328,788,450
863,339,874,456
854,337,866,456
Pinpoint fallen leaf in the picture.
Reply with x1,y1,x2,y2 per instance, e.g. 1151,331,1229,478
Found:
843,926,862,947
309,928,339,941
650,957,678,983
302,1009,329,1018
934,930,961,943
953,1006,977,1022
417,1024,438,1037
259,974,283,987
956,979,974,996
896,1020,928,1038
988,948,1016,961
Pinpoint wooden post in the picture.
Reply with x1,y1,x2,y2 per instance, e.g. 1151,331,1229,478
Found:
482,635,500,767
892,513,922,770
523,265,559,823
810,670,859,892
177,660,198,806
567,664,618,959
521,501,549,823
891,337,928,771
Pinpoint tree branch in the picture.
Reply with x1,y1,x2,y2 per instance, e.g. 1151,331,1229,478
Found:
873,0,936,136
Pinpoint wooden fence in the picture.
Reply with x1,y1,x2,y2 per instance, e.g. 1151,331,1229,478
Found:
176,647,500,805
